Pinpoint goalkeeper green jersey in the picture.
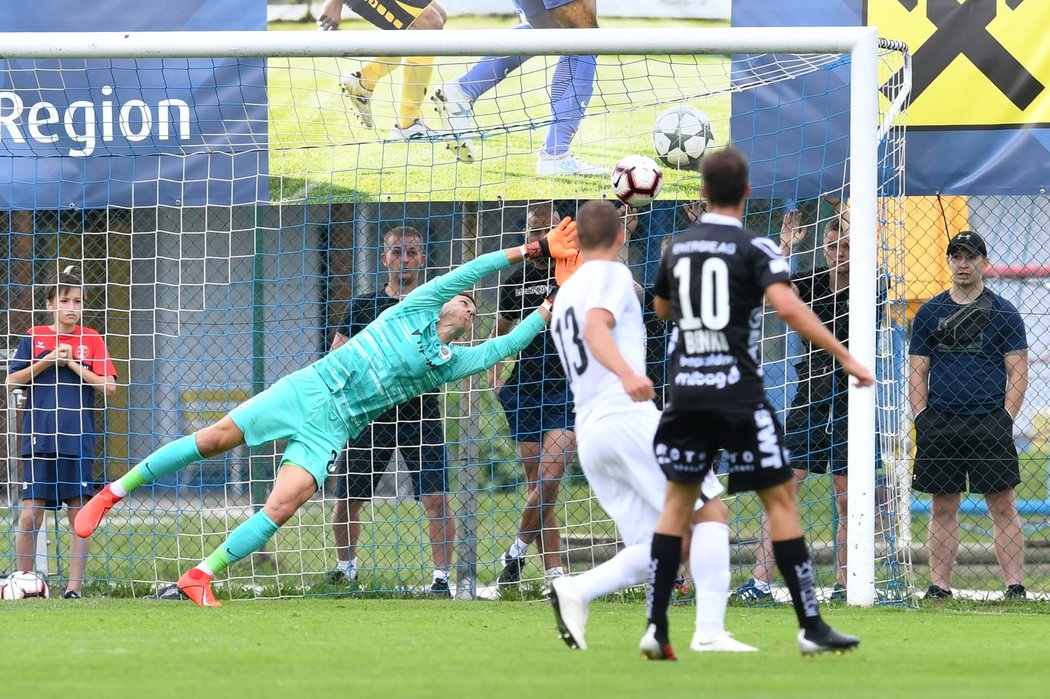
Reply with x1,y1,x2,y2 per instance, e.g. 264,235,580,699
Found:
314,250,547,437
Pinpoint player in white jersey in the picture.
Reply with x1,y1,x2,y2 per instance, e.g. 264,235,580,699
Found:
545,200,755,654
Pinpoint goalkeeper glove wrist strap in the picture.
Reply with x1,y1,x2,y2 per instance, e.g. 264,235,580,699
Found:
522,237,551,260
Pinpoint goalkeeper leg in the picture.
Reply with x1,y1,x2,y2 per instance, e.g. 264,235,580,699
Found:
74,419,242,538
179,463,317,608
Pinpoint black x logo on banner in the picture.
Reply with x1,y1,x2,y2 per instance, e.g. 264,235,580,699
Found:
896,0,1043,110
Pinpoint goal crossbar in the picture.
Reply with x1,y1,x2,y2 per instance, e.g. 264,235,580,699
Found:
0,27,881,59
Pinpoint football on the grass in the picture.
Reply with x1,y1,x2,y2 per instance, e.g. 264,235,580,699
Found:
0,571,50,600
652,105,714,169
611,154,664,207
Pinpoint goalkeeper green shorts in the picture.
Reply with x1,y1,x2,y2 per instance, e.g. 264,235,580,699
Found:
228,366,351,488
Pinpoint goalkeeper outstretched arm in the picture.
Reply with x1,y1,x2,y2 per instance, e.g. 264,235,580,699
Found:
444,245,582,382
447,304,550,382
400,217,579,312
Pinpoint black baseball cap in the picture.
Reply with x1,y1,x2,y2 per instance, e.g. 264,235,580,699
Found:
947,230,987,257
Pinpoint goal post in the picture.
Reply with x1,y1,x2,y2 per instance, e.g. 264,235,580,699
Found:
0,26,910,606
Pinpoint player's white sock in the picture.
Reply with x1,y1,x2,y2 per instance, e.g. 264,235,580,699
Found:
110,481,128,498
337,558,357,574
433,567,449,582
545,566,565,579
571,543,650,602
196,562,214,576
690,521,732,643
507,537,529,560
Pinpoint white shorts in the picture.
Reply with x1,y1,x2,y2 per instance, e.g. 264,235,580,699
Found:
576,406,723,547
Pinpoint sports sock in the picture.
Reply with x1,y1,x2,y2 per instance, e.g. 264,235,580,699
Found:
336,558,357,573
397,56,434,128
115,434,203,495
507,537,529,559
773,537,824,631
572,543,649,602
690,521,731,642
201,511,281,576
646,533,682,638
545,566,565,579
456,22,532,103
359,59,398,92
543,54,597,158
433,567,450,582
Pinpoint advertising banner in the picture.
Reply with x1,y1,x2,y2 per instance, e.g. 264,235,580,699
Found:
0,0,267,209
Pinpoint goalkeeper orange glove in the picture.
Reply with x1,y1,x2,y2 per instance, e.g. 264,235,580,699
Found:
523,217,578,260
554,250,582,286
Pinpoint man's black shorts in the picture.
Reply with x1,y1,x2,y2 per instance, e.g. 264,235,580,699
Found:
784,366,848,475
498,380,574,444
913,406,1020,495
328,416,447,500
653,401,794,495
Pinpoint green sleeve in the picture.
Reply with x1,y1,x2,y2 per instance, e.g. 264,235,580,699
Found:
401,250,512,311
446,310,547,381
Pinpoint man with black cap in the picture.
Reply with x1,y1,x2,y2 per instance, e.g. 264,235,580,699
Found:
909,230,1029,601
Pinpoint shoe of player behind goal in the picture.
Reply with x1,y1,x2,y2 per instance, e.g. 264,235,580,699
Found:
496,551,525,588
431,82,477,163
387,119,438,142
339,71,375,129
536,152,610,177
797,625,860,655
639,624,677,661
690,632,758,653
177,568,223,608
73,484,122,538
547,576,588,650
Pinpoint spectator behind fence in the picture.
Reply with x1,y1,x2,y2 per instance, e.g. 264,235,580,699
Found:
491,203,575,587
737,213,853,603
326,226,455,596
909,230,1029,601
4,269,117,599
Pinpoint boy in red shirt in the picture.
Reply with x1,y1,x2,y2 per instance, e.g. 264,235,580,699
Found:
5,270,117,598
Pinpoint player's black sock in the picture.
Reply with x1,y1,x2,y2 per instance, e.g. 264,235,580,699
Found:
773,537,825,631
647,533,682,639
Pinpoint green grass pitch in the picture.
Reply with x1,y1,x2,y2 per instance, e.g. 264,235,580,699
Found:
266,17,727,203
1,600,1045,699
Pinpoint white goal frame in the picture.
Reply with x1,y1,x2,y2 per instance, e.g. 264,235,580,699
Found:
2,26,890,606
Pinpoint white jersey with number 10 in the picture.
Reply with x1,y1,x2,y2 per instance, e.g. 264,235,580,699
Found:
551,260,649,432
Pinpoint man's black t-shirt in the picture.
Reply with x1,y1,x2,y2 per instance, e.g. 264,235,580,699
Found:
498,264,565,388
793,268,848,368
652,221,791,409
340,288,441,422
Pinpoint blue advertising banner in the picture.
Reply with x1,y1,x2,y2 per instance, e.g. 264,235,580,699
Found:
732,0,1050,196
0,0,268,209
731,1,860,200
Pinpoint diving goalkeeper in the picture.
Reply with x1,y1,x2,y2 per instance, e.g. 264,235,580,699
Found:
74,222,580,607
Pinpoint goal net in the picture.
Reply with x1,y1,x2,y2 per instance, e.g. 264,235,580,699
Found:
1,27,912,605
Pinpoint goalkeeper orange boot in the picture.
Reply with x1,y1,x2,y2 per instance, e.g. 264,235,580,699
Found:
177,568,223,608
73,484,122,538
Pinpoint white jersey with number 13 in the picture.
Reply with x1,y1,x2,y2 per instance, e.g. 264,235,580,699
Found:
551,260,649,432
